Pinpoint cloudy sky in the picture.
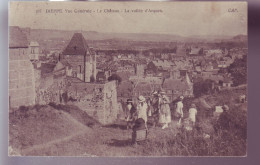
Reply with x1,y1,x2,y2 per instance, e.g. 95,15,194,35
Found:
9,1,247,36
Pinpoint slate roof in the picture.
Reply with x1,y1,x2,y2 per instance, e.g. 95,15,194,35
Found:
9,26,29,48
62,33,90,55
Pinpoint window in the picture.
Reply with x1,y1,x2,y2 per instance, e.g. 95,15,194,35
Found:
78,65,82,73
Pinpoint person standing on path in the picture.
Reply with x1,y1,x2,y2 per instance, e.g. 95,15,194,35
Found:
151,91,160,127
175,96,184,125
188,103,198,126
125,99,137,130
136,95,148,129
158,91,172,129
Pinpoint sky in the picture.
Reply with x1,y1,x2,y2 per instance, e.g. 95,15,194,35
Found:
9,1,247,37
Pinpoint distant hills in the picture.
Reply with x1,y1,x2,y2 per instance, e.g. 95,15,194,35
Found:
20,27,247,43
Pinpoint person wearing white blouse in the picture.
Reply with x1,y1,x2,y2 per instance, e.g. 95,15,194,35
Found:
137,95,148,129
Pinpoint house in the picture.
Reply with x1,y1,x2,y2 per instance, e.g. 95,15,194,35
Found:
187,47,204,59
153,60,176,71
116,60,135,75
162,74,193,101
9,26,36,108
62,33,96,82
29,41,40,60
222,77,233,88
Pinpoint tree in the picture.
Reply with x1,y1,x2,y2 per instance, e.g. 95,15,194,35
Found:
193,79,215,97
108,74,122,85
228,55,247,86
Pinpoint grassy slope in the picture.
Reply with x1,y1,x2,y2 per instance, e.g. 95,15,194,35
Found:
9,87,247,156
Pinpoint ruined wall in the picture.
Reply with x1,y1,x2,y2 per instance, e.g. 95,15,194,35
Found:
67,82,104,122
9,48,36,108
64,54,96,83
63,55,85,80
103,81,118,124
67,80,118,125
35,75,66,105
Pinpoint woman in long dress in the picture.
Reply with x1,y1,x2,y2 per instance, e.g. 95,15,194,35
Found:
125,99,137,129
158,91,171,129
151,91,160,127
136,95,148,129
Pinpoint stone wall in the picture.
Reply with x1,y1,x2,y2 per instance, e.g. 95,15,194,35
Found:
103,81,119,124
67,80,118,125
34,73,118,124
35,75,66,105
9,48,36,108
63,54,96,82
63,55,85,79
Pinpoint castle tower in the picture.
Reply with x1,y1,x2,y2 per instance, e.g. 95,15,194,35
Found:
62,33,96,82
9,26,36,108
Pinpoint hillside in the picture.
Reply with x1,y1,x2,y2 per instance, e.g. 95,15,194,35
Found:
9,86,247,156
22,28,240,43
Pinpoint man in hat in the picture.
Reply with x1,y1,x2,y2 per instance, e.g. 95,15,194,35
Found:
189,103,198,126
137,95,148,129
175,96,184,125
125,99,137,129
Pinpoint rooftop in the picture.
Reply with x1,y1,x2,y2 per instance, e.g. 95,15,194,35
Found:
9,26,28,48
62,33,91,55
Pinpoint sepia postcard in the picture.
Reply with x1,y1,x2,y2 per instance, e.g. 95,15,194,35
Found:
8,1,247,156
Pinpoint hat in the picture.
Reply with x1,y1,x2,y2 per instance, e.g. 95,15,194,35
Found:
138,95,146,102
223,105,229,111
180,96,184,100
126,99,133,103
191,104,196,108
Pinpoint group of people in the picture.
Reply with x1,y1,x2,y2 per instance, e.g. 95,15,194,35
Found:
124,91,198,131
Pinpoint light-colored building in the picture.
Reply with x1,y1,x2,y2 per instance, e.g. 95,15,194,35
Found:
9,26,36,108
29,41,40,60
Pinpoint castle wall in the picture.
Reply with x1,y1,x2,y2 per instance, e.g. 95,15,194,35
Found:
9,48,36,108
35,75,66,105
103,81,118,124
63,54,96,83
63,55,85,80
67,81,118,124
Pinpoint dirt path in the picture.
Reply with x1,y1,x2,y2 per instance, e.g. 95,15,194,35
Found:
21,111,93,155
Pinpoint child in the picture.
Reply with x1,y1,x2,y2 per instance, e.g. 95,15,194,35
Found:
189,104,198,126
175,96,184,125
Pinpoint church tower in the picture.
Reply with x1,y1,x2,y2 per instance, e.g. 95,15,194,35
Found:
62,33,96,82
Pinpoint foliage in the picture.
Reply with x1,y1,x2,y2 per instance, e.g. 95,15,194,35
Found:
193,79,215,97
108,74,122,84
142,105,246,156
228,55,247,86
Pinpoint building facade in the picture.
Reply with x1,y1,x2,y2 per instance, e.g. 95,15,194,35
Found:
9,26,36,108
62,33,96,82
